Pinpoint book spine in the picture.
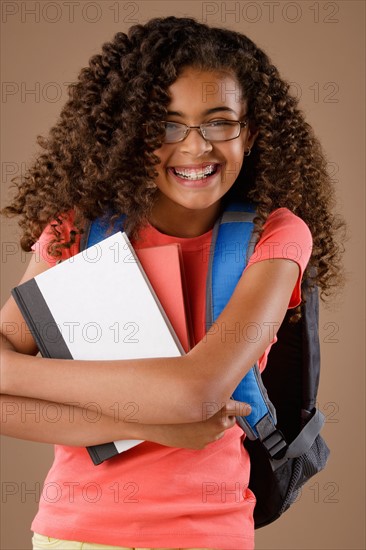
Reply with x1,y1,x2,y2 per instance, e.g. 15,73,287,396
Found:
86,442,119,465
11,279,73,360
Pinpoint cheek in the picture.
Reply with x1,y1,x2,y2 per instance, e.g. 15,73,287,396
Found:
224,143,245,167
153,149,173,176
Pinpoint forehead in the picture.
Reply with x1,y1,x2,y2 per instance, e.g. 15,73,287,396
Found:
167,67,246,115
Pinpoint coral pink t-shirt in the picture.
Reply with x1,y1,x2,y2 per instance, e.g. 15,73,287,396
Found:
31,208,312,549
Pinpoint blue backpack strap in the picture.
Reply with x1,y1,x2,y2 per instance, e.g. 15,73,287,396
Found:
207,202,287,458
206,202,257,322
83,213,126,249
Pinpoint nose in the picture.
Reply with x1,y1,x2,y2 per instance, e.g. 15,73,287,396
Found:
179,128,213,156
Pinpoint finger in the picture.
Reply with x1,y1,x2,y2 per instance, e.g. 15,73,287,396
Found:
221,415,237,429
223,400,252,417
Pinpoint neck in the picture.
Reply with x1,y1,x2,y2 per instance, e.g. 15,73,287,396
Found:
149,197,221,238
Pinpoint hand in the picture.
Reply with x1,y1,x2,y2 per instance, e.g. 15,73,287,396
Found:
139,400,251,450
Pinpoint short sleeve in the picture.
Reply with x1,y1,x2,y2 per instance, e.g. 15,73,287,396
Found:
31,211,80,267
245,208,313,308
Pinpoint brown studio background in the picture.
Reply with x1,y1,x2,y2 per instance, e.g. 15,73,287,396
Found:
0,1,365,549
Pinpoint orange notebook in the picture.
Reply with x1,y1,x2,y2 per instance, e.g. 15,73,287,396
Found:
136,244,193,354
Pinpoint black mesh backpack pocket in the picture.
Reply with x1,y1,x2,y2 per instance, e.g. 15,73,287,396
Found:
245,431,330,528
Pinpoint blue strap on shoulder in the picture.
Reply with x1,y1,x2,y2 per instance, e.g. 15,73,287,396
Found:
208,202,256,322
84,214,126,248
207,203,286,455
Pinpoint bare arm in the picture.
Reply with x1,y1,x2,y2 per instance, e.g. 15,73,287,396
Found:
0,394,142,446
1,253,298,424
1,393,249,449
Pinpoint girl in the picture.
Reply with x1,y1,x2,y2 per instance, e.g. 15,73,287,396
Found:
1,16,344,550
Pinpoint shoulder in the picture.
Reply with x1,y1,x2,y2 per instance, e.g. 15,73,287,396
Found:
246,208,313,308
31,210,80,266
250,208,312,264
262,207,312,243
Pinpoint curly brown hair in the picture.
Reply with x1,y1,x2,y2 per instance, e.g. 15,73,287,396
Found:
2,16,345,301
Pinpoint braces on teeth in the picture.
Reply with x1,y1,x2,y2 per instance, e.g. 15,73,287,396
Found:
174,165,217,179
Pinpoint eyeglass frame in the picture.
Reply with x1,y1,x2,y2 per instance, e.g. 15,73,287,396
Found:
156,119,249,143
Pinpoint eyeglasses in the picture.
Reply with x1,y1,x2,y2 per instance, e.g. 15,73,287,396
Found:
162,120,248,143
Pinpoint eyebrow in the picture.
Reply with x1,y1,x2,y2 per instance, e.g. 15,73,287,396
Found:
167,107,238,117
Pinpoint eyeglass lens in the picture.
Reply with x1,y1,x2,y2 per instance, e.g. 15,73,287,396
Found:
164,121,242,143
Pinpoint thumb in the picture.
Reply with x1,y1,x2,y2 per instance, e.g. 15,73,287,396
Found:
224,400,252,418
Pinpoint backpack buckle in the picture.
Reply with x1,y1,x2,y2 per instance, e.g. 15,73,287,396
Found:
262,429,288,460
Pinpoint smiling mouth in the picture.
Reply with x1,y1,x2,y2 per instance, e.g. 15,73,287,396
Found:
170,163,220,181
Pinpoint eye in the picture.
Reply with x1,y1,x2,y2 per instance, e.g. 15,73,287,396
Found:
165,122,184,130
205,120,235,128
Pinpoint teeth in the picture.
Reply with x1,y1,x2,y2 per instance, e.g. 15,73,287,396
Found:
173,164,217,180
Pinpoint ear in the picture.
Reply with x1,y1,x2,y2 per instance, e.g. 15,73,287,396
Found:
246,127,259,150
